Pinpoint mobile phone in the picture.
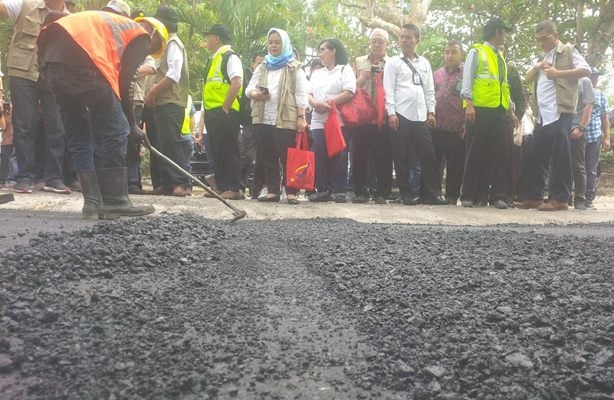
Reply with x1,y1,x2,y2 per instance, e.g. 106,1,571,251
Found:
258,86,269,95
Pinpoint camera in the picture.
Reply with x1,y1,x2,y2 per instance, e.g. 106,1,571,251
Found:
258,85,269,95
370,65,383,74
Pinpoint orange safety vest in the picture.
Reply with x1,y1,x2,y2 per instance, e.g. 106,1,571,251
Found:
44,11,149,99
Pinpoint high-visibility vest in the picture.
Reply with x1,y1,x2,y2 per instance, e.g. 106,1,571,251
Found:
471,43,510,110
202,47,240,111
44,11,149,100
182,95,193,135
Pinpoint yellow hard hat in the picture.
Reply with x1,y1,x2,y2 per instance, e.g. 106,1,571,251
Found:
135,16,169,59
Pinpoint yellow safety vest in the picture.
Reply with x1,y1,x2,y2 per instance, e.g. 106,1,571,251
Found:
202,47,241,111
471,43,510,110
182,95,193,135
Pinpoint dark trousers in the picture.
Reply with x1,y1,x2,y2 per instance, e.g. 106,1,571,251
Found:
312,127,351,194
431,127,465,202
518,113,573,202
515,135,533,201
240,124,258,190
180,136,193,189
571,134,587,202
461,107,507,203
10,75,65,183
153,103,189,188
351,123,393,198
0,144,16,182
127,103,144,187
205,108,242,192
44,64,128,171
585,141,601,202
253,124,298,196
391,115,441,201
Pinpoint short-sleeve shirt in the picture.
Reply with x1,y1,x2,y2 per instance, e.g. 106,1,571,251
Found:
308,64,356,129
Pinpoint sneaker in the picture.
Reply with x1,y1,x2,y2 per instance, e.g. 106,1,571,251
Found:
43,180,71,194
67,180,82,192
14,179,34,193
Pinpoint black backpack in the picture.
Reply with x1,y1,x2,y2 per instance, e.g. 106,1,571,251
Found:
205,51,252,127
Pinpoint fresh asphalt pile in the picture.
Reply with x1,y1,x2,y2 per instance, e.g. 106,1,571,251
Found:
1,214,613,399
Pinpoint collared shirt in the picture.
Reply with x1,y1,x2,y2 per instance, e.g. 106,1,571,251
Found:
308,64,356,129
586,89,610,143
460,41,501,101
434,64,464,132
384,53,435,122
572,77,595,132
3,0,68,20
164,35,184,83
535,42,590,126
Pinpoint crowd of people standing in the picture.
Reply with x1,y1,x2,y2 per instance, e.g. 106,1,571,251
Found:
0,0,611,218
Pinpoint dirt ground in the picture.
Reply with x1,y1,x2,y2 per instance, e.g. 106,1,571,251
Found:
1,189,614,242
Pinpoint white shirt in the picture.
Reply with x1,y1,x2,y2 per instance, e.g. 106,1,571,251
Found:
246,65,308,126
308,64,356,130
164,39,183,83
384,54,435,122
536,44,590,126
3,0,67,21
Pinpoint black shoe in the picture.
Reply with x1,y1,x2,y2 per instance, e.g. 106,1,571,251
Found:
491,199,508,209
128,184,146,195
374,196,387,205
461,199,474,208
445,197,458,205
334,194,347,203
352,195,369,204
308,192,331,202
424,196,450,206
402,195,420,205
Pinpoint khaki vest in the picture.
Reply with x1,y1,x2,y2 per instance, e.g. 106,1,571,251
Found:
154,35,190,107
250,61,299,130
527,42,579,115
7,0,49,81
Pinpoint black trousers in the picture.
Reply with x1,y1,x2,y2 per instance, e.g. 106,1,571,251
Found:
391,115,442,201
153,103,189,188
461,107,507,203
518,114,573,202
431,128,465,202
253,124,298,196
205,108,242,192
142,106,161,188
351,123,393,198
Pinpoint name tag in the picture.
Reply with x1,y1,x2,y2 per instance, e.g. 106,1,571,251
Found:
413,73,422,86
455,79,462,93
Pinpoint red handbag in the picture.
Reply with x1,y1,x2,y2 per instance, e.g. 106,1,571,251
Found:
286,131,315,191
324,102,346,158
338,88,377,128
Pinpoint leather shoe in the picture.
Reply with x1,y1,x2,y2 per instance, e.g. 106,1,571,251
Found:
221,190,245,200
334,194,347,203
402,195,420,205
491,199,508,209
352,195,369,204
148,186,171,196
258,194,280,202
287,196,299,205
461,199,474,208
172,186,187,197
538,199,568,211
424,196,450,205
513,199,542,209
308,192,331,202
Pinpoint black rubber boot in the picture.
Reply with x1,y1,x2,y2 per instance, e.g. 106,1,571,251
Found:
78,170,105,220
96,167,154,219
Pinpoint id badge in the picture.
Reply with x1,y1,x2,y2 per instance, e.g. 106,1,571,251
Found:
455,79,462,93
413,72,422,86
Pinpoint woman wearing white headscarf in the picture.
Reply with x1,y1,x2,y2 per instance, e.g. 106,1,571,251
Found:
246,28,308,204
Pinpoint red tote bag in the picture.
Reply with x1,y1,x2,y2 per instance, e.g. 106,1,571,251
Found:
286,131,315,191
324,102,346,158
338,88,377,128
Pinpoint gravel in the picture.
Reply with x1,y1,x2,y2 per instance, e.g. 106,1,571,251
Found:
1,214,613,399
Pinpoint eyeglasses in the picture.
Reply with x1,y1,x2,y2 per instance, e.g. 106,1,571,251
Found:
536,34,553,43
370,39,387,46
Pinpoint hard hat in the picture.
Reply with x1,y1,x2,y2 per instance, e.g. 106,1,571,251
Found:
135,16,169,59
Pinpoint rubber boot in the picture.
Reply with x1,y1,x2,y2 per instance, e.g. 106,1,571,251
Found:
78,170,105,220
96,167,154,219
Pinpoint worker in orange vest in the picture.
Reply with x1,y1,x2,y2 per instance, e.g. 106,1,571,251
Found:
37,10,167,219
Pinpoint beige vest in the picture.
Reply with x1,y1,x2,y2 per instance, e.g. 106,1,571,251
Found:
251,60,299,130
154,35,190,107
7,0,49,81
527,42,580,115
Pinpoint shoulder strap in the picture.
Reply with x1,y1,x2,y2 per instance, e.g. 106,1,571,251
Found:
220,50,235,84
401,56,423,87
